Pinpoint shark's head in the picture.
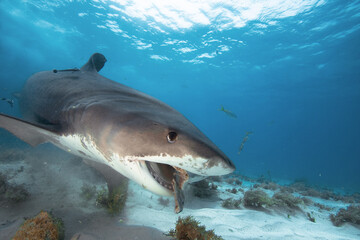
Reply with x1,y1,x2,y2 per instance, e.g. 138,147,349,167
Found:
84,100,236,197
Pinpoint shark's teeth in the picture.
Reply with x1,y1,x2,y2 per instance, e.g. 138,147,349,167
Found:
146,161,175,191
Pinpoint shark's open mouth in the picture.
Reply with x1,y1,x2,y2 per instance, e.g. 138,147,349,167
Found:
145,161,189,213
145,161,175,191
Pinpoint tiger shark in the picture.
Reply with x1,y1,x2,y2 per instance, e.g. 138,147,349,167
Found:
0,53,235,213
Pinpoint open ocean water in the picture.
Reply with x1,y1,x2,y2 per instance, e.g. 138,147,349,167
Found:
0,1,360,239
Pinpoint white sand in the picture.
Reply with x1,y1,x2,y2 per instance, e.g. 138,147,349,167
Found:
125,181,360,240
0,142,359,239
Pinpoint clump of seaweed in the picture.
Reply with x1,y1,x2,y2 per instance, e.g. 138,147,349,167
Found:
80,183,97,200
287,180,357,203
226,188,238,194
191,179,218,199
222,198,242,209
314,202,332,211
225,178,242,186
4,184,29,202
271,192,303,210
13,211,64,240
261,182,279,191
167,216,223,240
158,197,170,207
307,212,316,223
0,172,29,203
96,182,128,215
243,189,272,208
301,197,313,206
330,205,360,227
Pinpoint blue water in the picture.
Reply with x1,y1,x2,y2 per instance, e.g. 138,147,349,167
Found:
0,0,359,192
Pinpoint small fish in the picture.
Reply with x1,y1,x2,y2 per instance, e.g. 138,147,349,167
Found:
0,98,14,108
238,131,253,154
218,105,237,118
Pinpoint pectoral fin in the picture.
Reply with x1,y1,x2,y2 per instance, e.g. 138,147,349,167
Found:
0,114,58,147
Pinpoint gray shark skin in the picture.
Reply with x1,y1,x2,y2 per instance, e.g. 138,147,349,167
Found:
0,53,235,212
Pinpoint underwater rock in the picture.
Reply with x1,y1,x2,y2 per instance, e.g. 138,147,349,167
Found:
191,179,218,199
330,205,360,227
167,216,223,240
12,211,64,240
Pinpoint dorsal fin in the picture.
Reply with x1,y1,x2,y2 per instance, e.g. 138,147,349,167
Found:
80,53,107,72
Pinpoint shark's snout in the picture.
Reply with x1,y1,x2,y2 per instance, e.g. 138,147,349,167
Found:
212,154,236,174
200,150,235,176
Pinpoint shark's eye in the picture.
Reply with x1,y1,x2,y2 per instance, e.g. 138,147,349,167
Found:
167,131,178,143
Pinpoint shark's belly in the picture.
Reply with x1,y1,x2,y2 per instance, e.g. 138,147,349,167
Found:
54,134,172,196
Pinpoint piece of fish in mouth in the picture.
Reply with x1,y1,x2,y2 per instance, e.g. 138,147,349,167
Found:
172,166,189,213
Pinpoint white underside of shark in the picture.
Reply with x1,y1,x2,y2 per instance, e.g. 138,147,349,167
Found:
55,134,227,196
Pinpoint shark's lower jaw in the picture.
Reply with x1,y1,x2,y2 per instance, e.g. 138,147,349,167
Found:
145,161,189,213
145,161,175,191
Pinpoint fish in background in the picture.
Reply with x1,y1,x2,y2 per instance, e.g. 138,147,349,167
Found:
238,131,253,154
218,105,237,118
0,98,14,108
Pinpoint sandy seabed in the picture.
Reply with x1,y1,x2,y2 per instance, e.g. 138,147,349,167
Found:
0,134,359,240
